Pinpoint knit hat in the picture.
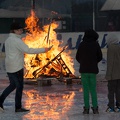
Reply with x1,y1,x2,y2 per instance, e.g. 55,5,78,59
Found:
106,33,119,45
10,22,23,30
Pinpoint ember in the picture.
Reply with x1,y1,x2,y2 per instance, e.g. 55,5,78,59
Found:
23,10,75,79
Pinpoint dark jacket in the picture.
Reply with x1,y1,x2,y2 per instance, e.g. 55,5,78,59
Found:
76,29,102,74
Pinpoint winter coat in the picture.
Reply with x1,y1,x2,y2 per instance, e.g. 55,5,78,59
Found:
105,44,120,80
76,29,102,74
5,33,46,73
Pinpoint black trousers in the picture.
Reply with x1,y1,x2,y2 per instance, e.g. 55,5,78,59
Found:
0,69,24,109
108,80,120,109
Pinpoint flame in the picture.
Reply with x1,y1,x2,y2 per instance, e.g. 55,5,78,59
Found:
23,10,75,78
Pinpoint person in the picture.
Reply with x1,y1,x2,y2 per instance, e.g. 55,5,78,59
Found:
76,29,102,114
107,21,116,31
0,22,53,112
105,33,120,112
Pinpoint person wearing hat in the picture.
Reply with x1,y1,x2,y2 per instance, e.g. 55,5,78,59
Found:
0,22,53,112
105,33,120,112
76,29,102,114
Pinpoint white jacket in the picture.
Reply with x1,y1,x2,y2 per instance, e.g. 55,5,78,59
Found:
5,33,45,73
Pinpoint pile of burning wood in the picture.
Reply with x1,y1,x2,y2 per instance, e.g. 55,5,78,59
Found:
23,10,75,80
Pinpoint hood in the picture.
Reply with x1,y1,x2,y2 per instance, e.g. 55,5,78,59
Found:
83,29,99,42
106,33,119,46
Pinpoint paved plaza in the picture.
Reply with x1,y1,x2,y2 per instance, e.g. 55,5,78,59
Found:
0,73,120,120
0,49,119,120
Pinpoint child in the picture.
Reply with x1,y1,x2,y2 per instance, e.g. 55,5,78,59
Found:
76,29,102,114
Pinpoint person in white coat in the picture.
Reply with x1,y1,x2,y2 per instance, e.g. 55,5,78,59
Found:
105,33,120,112
0,22,53,112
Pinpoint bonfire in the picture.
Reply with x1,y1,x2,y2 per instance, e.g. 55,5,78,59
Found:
23,10,75,79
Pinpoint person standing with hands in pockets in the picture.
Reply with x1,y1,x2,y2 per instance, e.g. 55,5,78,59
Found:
0,22,53,112
76,29,102,114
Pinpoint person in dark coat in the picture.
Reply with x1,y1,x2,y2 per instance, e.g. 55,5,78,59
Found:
76,29,102,114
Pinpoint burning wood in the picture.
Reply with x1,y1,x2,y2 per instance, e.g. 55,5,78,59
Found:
32,45,74,78
23,10,75,79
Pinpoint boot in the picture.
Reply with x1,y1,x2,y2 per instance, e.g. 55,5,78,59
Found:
91,106,99,114
0,96,4,111
83,107,89,114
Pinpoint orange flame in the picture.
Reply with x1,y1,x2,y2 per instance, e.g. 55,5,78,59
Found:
23,10,75,78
